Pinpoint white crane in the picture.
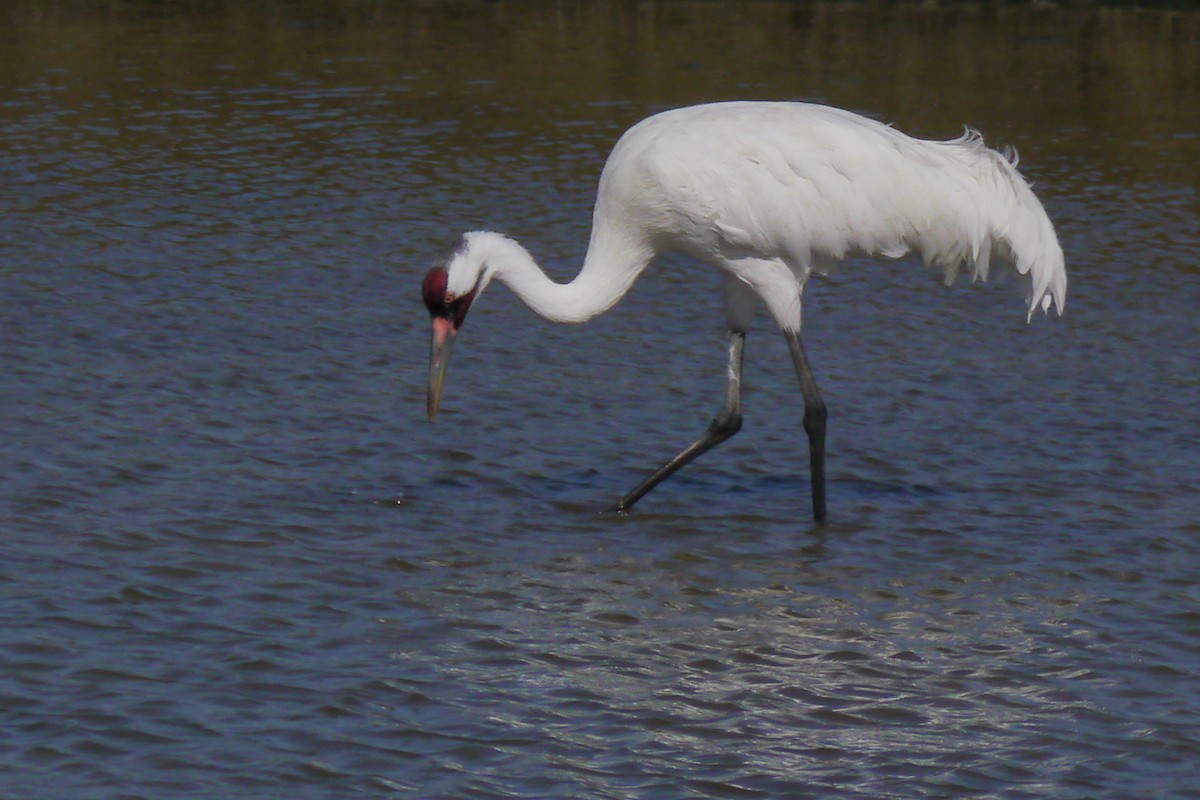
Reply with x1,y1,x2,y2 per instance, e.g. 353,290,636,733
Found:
421,101,1066,521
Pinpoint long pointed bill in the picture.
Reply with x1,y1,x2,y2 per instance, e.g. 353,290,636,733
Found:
427,317,456,421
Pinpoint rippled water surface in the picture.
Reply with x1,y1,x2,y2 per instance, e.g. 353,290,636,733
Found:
3,2,1199,797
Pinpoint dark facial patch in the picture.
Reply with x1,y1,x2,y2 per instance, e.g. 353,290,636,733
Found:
422,267,450,317
421,266,476,330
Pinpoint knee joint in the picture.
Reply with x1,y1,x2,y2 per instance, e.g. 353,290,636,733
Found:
803,402,826,434
709,413,743,437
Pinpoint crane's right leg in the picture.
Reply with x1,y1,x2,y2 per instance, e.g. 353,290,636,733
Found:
783,330,827,521
608,330,745,512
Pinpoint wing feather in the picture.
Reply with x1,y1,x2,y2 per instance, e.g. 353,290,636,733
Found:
598,101,1065,318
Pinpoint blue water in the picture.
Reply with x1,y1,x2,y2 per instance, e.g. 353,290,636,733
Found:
2,2,1199,798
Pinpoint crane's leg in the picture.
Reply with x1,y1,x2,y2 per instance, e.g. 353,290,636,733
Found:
784,330,827,522
609,331,745,512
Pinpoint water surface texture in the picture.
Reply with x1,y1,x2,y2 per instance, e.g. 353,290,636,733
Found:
3,2,1199,797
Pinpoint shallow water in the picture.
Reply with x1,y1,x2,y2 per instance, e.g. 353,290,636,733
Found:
2,1,1199,797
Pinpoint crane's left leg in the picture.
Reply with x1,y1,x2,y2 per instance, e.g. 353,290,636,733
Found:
609,330,746,512
784,330,827,521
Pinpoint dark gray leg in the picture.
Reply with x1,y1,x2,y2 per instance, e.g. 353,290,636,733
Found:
784,329,827,521
609,331,745,512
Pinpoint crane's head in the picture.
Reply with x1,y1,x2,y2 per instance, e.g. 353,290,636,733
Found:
422,235,485,421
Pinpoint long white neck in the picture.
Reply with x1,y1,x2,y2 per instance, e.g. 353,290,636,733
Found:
469,225,654,324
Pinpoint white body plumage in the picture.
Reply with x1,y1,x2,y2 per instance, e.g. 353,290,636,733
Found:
443,101,1065,332
422,101,1067,519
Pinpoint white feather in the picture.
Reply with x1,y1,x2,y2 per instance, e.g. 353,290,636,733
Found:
428,101,1069,518
445,101,1066,330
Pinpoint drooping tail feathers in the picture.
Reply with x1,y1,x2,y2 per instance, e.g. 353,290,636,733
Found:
931,129,1067,321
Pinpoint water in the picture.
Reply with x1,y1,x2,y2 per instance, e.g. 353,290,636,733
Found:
2,1,1199,797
